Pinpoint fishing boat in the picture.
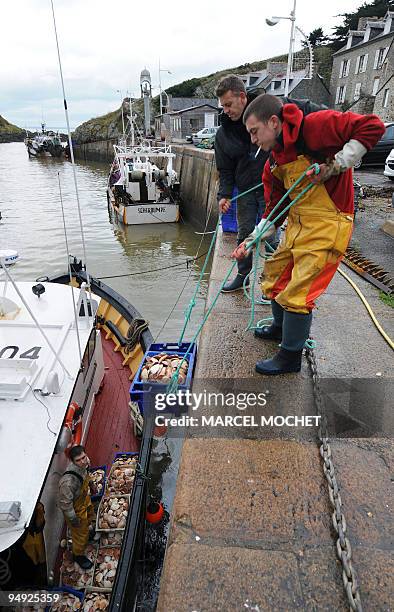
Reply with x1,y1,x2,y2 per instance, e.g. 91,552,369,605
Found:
107,140,180,225
0,257,155,610
24,124,64,158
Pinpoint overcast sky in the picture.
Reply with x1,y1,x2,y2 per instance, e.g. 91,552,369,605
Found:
0,0,360,130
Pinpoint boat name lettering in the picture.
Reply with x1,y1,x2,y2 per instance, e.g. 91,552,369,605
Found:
138,207,166,214
0,345,42,359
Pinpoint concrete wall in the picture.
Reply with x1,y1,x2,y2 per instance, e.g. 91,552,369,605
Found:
73,140,219,231
172,145,218,231
73,138,118,163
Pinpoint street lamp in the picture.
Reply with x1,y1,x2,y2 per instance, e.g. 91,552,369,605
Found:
158,59,172,116
266,0,297,97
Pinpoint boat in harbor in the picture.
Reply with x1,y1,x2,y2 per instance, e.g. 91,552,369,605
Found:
0,257,155,610
107,140,180,225
24,124,64,158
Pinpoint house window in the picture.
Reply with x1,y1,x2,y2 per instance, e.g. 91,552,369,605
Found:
355,54,368,74
354,83,361,101
340,59,350,77
375,47,388,69
383,88,390,108
336,85,347,104
372,78,380,96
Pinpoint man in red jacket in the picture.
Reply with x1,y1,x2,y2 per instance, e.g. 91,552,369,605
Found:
232,94,385,375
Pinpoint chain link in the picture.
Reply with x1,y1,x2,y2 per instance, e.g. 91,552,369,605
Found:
306,348,363,612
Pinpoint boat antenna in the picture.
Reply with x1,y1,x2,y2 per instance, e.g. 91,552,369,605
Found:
50,0,91,292
57,172,83,364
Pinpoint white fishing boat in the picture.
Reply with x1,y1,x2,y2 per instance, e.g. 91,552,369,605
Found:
24,123,64,158
0,257,154,609
107,141,180,225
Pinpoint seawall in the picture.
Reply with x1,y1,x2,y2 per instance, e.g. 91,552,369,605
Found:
73,141,219,231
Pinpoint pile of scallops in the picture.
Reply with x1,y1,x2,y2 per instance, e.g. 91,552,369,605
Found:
97,496,129,530
82,593,109,611
140,353,188,384
90,467,105,496
93,547,121,589
60,544,97,588
51,593,82,611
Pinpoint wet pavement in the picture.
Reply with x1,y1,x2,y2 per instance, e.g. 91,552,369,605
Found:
157,225,393,611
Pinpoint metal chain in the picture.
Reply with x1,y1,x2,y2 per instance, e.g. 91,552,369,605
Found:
305,347,363,612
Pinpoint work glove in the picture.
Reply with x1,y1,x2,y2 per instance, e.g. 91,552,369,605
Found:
70,516,81,528
309,140,368,184
231,221,275,261
244,221,275,250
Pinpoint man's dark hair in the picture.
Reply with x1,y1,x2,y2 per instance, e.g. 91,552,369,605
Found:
243,93,283,124
215,74,246,98
69,445,86,462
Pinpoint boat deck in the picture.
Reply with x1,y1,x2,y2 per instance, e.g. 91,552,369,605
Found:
85,335,138,467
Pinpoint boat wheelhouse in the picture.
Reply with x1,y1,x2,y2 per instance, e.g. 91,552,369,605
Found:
107,141,180,225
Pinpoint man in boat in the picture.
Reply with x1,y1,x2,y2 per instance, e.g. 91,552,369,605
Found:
232,93,384,375
58,445,95,570
214,74,273,293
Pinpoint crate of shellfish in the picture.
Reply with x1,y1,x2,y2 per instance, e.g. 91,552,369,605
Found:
96,494,130,532
129,342,197,414
89,465,107,501
59,543,98,590
46,586,84,611
91,546,121,592
106,455,138,496
81,591,110,611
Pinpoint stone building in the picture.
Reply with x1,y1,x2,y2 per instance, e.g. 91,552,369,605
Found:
237,62,330,106
330,12,394,118
155,96,218,140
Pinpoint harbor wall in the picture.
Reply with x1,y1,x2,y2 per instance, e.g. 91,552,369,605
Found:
73,141,219,231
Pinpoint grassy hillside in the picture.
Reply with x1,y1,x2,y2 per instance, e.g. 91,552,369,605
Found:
0,115,25,142
73,46,334,144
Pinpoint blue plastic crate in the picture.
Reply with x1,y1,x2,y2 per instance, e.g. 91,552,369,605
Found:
46,586,84,611
114,451,139,463
89,465,107,501
129,342,197,414
221,187,238,233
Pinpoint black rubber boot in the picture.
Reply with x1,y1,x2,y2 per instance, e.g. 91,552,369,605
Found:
73,555,93,570
255,347,302,375
221,273,249,293
255,310,312,375
254,300,284,340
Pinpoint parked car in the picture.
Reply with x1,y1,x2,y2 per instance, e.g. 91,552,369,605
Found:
384,148,394,180
354,122,394,168
192,126,219,145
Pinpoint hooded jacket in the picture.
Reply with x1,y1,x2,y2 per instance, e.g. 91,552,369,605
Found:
215,93,267,200
262,104,385,222
215,96,326,201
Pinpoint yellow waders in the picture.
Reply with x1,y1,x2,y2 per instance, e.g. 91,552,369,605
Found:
65,474,95,556
263,155,353,314
22,502,46,565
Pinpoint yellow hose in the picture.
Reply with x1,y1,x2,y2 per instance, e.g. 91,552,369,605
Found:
338,266,394,351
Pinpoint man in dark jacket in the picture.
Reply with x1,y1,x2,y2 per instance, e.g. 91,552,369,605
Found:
215,75,271,292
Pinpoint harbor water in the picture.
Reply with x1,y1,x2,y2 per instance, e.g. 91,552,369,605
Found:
0,142,211,341
0,142,212,609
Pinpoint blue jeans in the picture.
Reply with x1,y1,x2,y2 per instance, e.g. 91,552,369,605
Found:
236,189,272,276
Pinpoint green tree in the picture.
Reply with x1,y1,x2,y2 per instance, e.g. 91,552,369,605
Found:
330,0,394,51
305,27,330,47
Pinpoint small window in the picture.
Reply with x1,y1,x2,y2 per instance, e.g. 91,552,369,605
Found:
354,83,361,101
372,78,380,96
383,88,390,108
340,59,349,78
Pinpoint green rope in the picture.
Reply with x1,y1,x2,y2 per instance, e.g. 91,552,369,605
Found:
167,164,321,394
178,181,264,345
